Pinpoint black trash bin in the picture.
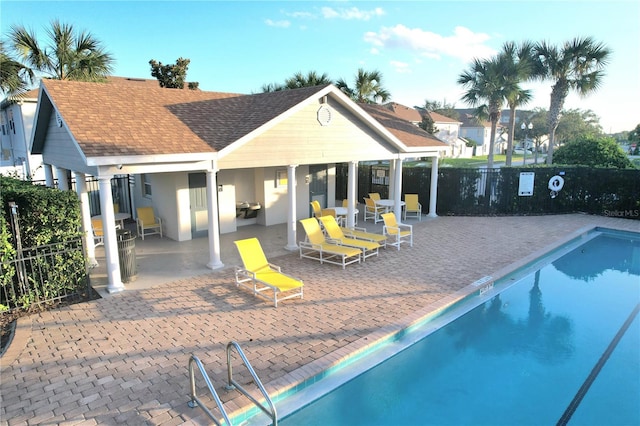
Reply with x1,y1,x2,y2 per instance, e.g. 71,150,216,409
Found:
117,229,137,282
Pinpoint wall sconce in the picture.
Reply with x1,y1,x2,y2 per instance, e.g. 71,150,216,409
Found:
305,175,311,184
218,184,223,192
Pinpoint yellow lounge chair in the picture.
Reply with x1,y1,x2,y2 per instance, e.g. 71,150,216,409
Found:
318,215,380,261
382,212,413,250
403,194,422,221
341,225,388,249
310,200,335,219
136,206,163,240
233,238,304,307
299,218,361,269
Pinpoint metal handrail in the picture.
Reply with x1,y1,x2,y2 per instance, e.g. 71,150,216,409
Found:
188,355,232,426
226,341,278,426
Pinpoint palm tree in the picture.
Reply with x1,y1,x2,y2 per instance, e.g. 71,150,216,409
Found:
458,55,519,168
533,37,611,164
284,71,332,89
336,68,390,104
9,20,114,82
500,41,535,166
0,41,35,95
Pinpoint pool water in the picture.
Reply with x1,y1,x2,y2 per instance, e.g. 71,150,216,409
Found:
279,230,640,425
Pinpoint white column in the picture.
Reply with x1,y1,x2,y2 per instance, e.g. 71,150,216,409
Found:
55,166,69,190
388,160,396,200
99,176,124,293
347,161,358,228
428,156,439,217
44,164,54,187
206,169,224,270
75,173,97,267
393,158,403,219
285,164,298,250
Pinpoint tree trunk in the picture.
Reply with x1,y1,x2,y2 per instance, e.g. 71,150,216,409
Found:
546,80,568,164
506,105,516,166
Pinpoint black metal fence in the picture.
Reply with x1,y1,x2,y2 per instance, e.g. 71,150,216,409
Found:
33,175,132,216
337,164,640,219
1,238,90,313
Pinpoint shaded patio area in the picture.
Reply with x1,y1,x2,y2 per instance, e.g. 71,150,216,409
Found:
1,214,638,425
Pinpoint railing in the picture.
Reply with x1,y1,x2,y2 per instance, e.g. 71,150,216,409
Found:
0,238,90,312
226,341,277,425
188,341,277,426
188,355,232,426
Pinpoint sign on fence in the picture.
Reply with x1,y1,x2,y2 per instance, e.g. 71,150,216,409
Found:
518,172,535,196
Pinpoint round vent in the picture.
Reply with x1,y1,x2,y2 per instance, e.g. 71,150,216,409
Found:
317,105,332,126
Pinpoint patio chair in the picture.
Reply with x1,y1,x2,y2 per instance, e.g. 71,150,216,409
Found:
403,194,422,221
311,200,336,219
91,218,120,247
363,197,384,223
318,215,379,261
368,193,381,202
233,238,304,307
136,206,163,240
381,212,413,250
299,218,361,269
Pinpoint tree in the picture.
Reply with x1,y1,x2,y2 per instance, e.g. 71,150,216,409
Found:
417,99,459,121
552,135,632,168
458,54,519,168
261,70,332,93
500,41,535,166
336,68,390,104
419,114,436,134
149,57,198,89
8,20,113,82
0,41,35,95
533,37,611,165
554,109,603,144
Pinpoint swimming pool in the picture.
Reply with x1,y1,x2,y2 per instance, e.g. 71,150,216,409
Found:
272,228,640,425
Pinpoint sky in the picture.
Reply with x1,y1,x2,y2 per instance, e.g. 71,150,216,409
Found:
2,0,638,133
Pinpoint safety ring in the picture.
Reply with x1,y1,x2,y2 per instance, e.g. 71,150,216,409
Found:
548,175,565,191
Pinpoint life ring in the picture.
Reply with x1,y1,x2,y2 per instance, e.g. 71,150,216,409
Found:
548,175,565,191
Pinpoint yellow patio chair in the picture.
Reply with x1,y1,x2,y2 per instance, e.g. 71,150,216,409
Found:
382,212,413,250
136,206,163,240
233,238,304,307
319,215,379,261
299,218,361,269
368,193,381,202
363,197,384,223
91,218,105,247
311,200,335,219
403,194,422,221
342,199,349,208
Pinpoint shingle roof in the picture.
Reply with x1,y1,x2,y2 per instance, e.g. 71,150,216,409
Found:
382,102,422,123
42,79,336,157
428,111,461,124
360,104,447,148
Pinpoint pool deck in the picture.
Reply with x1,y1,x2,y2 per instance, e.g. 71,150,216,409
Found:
1,214,638,425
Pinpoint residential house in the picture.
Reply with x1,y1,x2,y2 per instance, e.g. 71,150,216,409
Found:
455,109,507,156
0,89,45,180
30,78,447,293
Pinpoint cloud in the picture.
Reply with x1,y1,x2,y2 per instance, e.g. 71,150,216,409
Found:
265,19,291,28
390,60,412,74
321,6,385,21
364,25,496,62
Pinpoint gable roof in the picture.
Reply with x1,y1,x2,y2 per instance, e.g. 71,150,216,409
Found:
382,102,422,123
359,104,447,150
32,79,446,164
427,111,461,124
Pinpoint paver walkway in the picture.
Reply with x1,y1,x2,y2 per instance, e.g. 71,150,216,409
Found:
1,215,638,425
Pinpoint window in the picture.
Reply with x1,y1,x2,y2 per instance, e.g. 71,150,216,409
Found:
142,174,152,197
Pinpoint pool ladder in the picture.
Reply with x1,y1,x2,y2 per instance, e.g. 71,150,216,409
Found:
188,341,277,425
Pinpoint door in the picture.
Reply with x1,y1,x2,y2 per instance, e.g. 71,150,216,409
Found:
188,172,208,238
309,164,327,215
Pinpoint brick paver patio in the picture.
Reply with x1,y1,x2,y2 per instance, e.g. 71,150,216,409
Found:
1,215,638,425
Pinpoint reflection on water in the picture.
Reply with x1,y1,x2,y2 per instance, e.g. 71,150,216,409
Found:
448,270,574,364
